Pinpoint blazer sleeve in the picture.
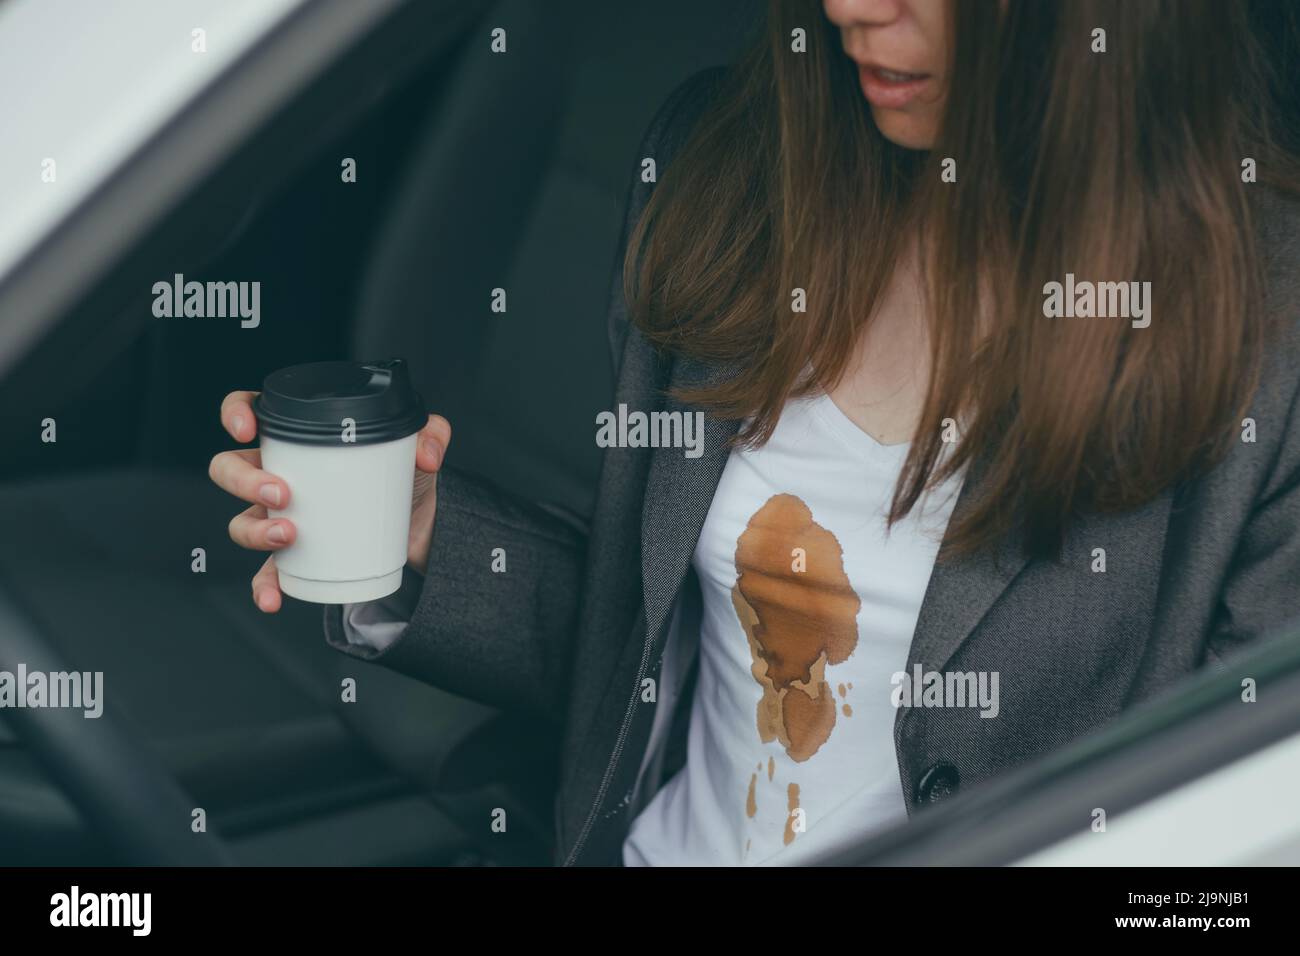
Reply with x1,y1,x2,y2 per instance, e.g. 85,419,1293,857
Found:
322,464,586,730
1205,191,1300,663
321,66,728,729
1205,387,1300,663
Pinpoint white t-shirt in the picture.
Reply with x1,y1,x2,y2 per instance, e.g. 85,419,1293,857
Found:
622,390,965,865
338,390,966,867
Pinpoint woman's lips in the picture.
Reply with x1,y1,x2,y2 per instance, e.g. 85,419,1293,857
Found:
857,64,931,109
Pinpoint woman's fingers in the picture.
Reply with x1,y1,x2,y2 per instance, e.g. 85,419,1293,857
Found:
208,447,290,508
228,503,296,551
217,389,284,612
415,414,452,473
221,390,260,443
251,555,282,613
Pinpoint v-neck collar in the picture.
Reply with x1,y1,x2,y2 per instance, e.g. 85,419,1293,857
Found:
637,353,1031,683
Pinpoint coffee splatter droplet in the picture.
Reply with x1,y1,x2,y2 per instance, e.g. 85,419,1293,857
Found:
767,755,774,781
842,703,852,717
746,772,758,818
784,782,801,845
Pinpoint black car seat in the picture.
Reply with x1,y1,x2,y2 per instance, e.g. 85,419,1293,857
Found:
352,0,755,518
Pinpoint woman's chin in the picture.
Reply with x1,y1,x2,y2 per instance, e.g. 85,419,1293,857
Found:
871,107,937,151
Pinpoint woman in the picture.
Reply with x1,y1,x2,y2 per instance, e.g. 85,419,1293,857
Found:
209,0,1300,866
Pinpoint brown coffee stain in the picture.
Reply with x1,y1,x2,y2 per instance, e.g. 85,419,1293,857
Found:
746,772,758,818
842,703,852,717
838,682,846,697
784,782,801,845
731,493,860,762
767,756,774,781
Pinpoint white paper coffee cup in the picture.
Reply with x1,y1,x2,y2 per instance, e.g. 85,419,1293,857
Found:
252,359,427,604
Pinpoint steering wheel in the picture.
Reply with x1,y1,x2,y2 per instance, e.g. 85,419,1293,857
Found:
0,586,234,865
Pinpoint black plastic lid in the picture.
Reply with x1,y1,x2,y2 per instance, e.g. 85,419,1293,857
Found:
253,359,426,446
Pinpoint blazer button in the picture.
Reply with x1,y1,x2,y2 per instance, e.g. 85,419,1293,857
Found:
915,763,960,805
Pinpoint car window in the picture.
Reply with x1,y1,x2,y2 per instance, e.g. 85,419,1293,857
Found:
0,0,308,285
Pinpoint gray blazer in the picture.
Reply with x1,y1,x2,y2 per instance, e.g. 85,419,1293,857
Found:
325,66,1300,866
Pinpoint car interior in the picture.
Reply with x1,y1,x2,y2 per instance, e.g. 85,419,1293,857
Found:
0,0,754,865
1,0,1297,868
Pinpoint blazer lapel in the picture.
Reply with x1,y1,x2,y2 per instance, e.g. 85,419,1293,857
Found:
902,442,1030,687
640,353,741,656
900,457,1175,736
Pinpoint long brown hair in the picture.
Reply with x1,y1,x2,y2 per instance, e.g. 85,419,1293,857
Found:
625,0,1300,562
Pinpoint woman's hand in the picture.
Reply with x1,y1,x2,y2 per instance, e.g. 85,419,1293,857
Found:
208,389,451,612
